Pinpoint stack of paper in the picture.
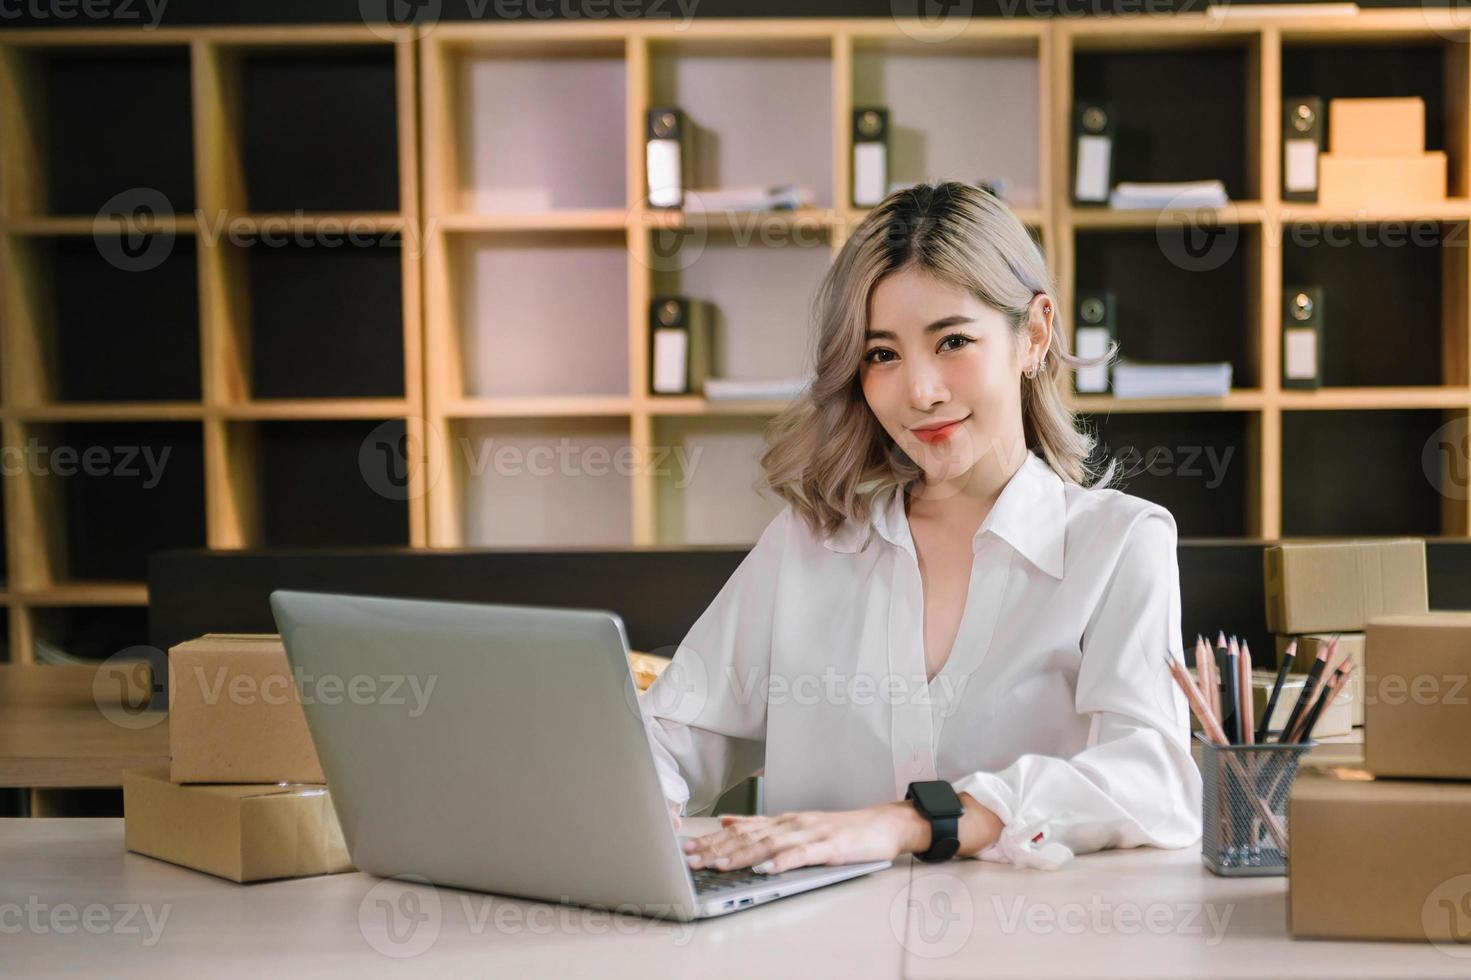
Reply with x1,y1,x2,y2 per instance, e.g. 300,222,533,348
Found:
693,185,814,212
1111,359,1232,399
703,376,813,401
1108,180,1229,210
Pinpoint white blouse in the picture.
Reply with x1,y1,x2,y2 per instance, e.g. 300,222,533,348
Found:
638,450,1202,869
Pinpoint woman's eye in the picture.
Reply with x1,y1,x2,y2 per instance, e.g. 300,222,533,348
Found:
863,348,897,364
938,334,974,352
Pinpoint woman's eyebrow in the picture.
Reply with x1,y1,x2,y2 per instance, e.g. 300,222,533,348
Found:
864,315,976,342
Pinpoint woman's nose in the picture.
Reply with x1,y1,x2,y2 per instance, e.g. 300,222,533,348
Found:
907,362,949,409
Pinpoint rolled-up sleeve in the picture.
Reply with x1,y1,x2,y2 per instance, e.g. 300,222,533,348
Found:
638,508,789,817
951,509,1202,869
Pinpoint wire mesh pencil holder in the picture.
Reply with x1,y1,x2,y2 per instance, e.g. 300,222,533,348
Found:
1197,732,1315,877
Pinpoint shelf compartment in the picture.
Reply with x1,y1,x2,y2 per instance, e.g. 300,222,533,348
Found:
1281,39,1469,198
11,421,207,585
1074,226,1261,388
443,39,627,214
235,45,402,213
0,45,196,218
1281,220,1465,387
653,415,782,546
1282,408,1454,536
227,232,407,400
1076,410,1256,538
1073,38,1257,201
648,223,831,386
851,38,1042,210
29,604,149,663
5,234,201,404
647,37,834,208
240,418,412,548
450,230,629,400
454,417,633,547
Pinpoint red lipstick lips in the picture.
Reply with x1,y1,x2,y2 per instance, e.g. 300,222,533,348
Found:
910,416,968,444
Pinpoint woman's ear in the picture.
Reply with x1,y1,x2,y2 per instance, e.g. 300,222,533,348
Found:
1028,293,1055,363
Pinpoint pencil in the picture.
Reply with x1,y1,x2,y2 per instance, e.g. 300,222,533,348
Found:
1258,638,1296,743
1220,638,1240,743
1277,640,1331,744
1238,640,1255,745
1292,660,1354,744
1196,635,1220,721
1166,652,1227,744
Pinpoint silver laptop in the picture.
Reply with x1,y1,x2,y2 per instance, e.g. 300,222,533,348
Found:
269,589,891,921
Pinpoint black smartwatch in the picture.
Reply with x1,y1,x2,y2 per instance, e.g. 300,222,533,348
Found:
905,780,963,863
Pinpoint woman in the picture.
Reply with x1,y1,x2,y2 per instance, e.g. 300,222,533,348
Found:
639,180,1201,876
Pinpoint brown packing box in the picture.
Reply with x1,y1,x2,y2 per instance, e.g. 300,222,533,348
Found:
1364,611,1471,779
1289,766,1471,942
169,633,325,784
1274,633,1365,727
1317,151,1447,207
1328,96,1425,156
124,766,352,883
1263,539,1427,635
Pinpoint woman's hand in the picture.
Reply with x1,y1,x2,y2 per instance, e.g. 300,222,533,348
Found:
681,802,922,875
667,800,682,830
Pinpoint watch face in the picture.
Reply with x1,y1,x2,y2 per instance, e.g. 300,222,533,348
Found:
909,780,964,819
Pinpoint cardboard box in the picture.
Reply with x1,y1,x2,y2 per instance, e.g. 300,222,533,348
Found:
124,766,352,883
1289,766,1471,941
1364,611,1471,779
1275,633,1365,726
1263,539,1427,635
1318,151,1447,207
1328,96,1425,156
169,633,325,784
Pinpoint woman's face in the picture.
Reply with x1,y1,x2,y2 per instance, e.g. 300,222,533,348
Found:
859,267,1041,486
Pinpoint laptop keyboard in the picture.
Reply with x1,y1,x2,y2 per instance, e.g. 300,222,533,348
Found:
691,866,771,893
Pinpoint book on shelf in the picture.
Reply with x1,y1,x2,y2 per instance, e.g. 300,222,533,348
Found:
702,376,813,401
1111,359,1233,399
1107,180,1229,210
690,185,814,212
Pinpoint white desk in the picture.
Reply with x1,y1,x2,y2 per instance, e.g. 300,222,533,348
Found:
4,818,1462,978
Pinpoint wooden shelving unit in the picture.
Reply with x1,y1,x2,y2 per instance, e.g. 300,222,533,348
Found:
0,26,423,665
3,10,1471,664
419,17,1053,549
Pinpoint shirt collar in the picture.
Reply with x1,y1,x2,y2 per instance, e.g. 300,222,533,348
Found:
822,451,1067,580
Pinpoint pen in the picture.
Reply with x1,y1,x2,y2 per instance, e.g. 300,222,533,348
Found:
1258,638,1296,743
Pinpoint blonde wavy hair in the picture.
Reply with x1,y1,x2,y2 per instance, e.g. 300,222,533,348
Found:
760,180,1117,540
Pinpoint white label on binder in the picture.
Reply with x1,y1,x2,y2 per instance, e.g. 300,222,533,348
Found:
652,327,688,394
1284,139,1318,193
1074,134,1111,202
1074,326,1110,393
647,139,682,208
1284,327,1317,380
853,143,886,206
